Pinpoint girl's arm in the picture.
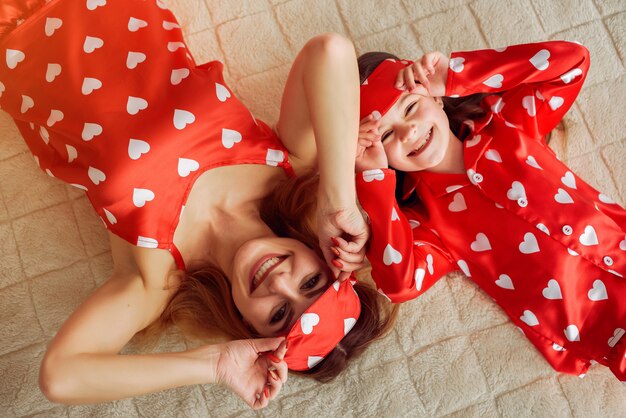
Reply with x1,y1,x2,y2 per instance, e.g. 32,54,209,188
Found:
446,41,590,138
354,169,455,303
39,270,287,408
277,33,367,279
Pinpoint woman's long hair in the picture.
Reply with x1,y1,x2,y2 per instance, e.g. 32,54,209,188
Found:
358,51,565,205
138,174,399,382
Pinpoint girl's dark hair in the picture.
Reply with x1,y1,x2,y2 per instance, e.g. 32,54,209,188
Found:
358,51,489,205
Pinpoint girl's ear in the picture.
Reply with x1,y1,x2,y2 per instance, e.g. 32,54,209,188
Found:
434,96,444,107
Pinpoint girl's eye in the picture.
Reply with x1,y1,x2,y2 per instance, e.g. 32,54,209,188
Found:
302,274,321,290
381,130,393,143
405,102,417,116
271,304,287,324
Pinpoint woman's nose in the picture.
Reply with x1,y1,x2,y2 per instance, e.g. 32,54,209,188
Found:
266,271,297,298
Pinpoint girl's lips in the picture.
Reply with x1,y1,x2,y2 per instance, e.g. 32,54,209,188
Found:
249,254,286,294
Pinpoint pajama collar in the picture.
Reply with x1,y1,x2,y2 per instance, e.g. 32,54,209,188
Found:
283,277,361,371
360,58,413,121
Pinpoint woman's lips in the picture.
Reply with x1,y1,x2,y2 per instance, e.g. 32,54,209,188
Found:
249,254,286,294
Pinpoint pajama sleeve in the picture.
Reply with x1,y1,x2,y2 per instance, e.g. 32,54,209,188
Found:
356,169,456,303
446,41,590,138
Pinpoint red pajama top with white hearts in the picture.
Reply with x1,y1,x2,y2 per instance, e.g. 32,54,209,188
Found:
357,42,626,381
0,0,293,269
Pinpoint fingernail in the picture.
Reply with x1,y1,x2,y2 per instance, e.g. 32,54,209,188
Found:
268,369,279,381
331,247,340,257
264,386,270,398
267,353,281,363
332,259,344,269
331,237,340,246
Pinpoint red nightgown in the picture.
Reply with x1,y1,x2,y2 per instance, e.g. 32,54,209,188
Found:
356,41,626,382
0,0,294,270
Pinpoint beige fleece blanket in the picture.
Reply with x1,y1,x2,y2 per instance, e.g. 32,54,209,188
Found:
1,0,625,416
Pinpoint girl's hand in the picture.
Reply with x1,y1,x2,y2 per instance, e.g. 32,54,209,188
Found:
396,51,449,97
356,114,388,172
317,204,368,282
214,337,288,410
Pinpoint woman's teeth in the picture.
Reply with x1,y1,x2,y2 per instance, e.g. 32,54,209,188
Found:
253,256,282,288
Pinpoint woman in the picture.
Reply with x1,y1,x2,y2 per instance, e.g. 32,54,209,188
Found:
0,0,397,409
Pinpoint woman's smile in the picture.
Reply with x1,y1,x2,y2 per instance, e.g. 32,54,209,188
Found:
250,254,287,294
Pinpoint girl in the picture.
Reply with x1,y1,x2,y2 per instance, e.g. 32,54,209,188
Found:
348,40,626,382
0,0,395,408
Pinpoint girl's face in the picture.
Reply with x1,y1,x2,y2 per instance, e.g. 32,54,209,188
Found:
230,237,332,337
378,86,450,172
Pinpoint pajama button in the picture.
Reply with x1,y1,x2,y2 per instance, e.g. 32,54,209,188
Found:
472,173,483,184
562,225,572,235
603,256,614,266
517,197,528,207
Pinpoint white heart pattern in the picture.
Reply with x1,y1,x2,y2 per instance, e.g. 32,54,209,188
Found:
519,232,540,254
81,77,102,95
549,96,564,110
83,36,104,53
46,63,62,82
178,158,199,177
426,254,434,275
128,139,150,160
446,185,462,193
506,181,526,201
222,128,242,149
465,134,481,147
529,49,550,70
554,188,574,204
542,279,562,299
167,42,185,52
521,96,536,117
82,123,102,141
6,49,25,69
561,171,577,189
126,52,146,69
564,325,580,342
587,279,607,301
0,81,4,97
47,109,64,127
300,313,320,335
579,225,598,246
414,268,425,290
457,259,471,277
133,188,155,207
163,21,181,30
470,232,492,252
173,109,195,130
536,223,550,235
520,310,539,326
362,169,385,182
39,126,49,144
598,193,615,204
88,166,106,185
485,149,502,163
128,17,148,32
45,17,63,36
561,68,583,84
170,68,190,85
495,274,514,290
409,219,421,229
491,97,505,113
344,318,357,335
391,207,400,221
265,149,285,166
608,328,625,348
449,57,465,73
103,208,117,224
307,356,324,369
483,74,503,88
620,236,626,251
552,343,566,352
448,192,467,212
21,95,34,113
66,144,77,163
383,244,402,265
86,0,106,11
216,83,231,102
525,155,542,170
127,96,148,115
137,236,159,248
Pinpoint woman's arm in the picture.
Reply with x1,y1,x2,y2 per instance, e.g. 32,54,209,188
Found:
276,33,367,278
39,267,288,408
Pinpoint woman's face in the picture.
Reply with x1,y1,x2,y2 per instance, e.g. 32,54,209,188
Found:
378,86,451,172
230,237,332,337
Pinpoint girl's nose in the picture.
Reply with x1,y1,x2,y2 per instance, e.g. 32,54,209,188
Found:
397,124,413,143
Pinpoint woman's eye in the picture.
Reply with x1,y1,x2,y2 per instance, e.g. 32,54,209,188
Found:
405,102,417,116
302,274,321,290
271,304,287,324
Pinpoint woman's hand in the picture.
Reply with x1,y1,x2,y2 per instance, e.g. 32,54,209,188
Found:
214,337,288,410
396,51,449,97
317,203,369,282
